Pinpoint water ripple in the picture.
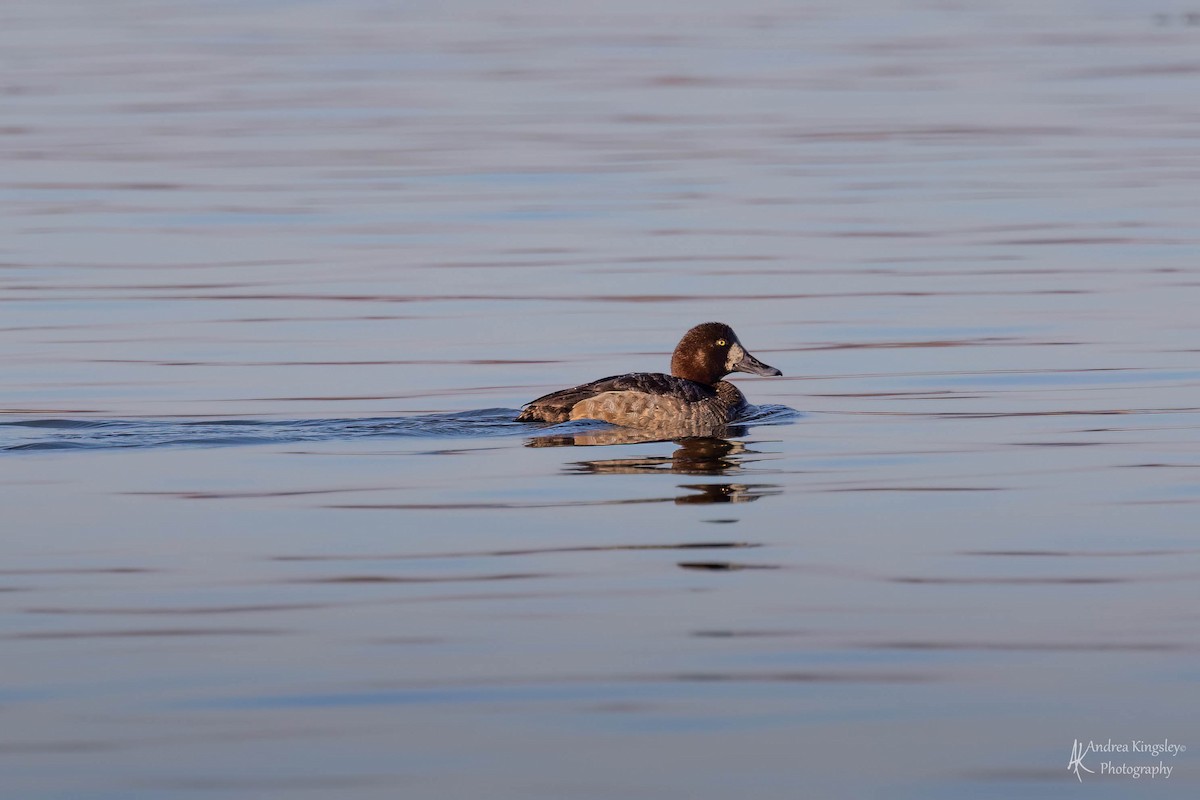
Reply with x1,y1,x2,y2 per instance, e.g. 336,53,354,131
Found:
1,406,798,452
0,410,524,451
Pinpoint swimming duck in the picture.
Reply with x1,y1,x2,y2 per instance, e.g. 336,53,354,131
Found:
516,322,781,427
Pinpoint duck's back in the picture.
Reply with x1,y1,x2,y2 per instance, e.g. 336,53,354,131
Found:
517,372,747,427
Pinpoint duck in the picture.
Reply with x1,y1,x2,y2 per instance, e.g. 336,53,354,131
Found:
516,322,781,428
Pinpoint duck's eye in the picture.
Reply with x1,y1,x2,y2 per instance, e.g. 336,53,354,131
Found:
715,339,727,347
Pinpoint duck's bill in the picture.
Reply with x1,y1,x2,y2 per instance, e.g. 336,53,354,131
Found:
732,347,782,377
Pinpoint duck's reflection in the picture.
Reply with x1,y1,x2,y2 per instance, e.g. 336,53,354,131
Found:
527,427,781,506
674,482,781,504
527,422,749,450
563,435,747,476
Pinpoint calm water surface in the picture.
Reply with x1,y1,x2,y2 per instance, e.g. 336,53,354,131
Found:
2,1,1199,798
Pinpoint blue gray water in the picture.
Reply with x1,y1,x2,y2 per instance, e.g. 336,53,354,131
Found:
2,1,1199,798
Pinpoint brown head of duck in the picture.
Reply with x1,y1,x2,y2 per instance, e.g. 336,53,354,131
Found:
669,322,781,386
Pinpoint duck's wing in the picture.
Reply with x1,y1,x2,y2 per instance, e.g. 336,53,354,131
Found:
517,373,713,423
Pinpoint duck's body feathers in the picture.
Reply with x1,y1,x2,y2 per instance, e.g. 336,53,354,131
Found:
517,373,749,427
516,322,780,428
